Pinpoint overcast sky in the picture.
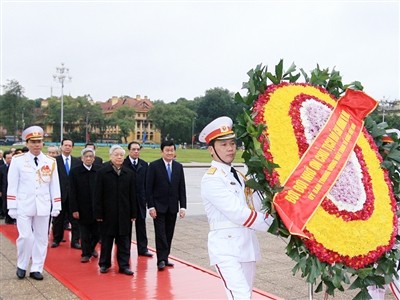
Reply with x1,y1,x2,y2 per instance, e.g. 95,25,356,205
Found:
1,0,399,104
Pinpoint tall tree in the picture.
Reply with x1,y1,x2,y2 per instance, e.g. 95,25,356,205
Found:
148,101,196,143
43,95,105,142
109,106,136,143
0,80,26,139
195,87,244,132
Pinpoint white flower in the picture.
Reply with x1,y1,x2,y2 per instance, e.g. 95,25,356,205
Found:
300,99,366,212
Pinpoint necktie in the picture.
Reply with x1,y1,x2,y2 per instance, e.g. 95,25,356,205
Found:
132,160,137,169
65,157,70,175
231,167,242,186
167,163,172,182
34,157,38,166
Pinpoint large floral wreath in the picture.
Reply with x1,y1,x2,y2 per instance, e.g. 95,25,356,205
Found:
235,60,400,299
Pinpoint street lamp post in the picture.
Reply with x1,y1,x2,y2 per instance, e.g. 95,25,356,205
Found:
191,117,197,149
53,63,71,142
380,97,391,123
85,112,90,143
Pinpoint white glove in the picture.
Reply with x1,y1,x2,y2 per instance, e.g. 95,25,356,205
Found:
51,210,60,217
264,213,274,227
8,209,17,219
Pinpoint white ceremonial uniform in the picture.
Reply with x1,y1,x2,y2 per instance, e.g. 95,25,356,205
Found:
201,160,273,300
7,152,61,273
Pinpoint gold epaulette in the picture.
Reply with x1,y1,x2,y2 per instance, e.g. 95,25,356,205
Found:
207,167,217,175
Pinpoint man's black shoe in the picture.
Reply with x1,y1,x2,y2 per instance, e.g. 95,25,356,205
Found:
29,272,43,280
166,261,174,267
71,243,81,249
99,266,109,273
157,261,165,271
16,267,26,279
51,242,59,248
119,268,134,276
138,251,153,257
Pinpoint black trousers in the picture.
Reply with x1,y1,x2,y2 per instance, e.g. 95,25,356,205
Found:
80,221,100,257
99,234,131,270
52,200,80,244
153,212,177,264
135,212,149,254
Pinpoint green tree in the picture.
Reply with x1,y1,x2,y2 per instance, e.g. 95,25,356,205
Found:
43,95,105,142
110,106,136,143
148,101,196,143
195,87,245,133
0,80,25,139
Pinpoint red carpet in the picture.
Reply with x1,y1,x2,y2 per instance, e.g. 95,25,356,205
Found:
1,224,281,299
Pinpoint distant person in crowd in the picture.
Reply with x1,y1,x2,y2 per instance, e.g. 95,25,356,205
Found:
0,151,13,223
70,148,101,263
7,126,61,280
146,140,187,271
14,148,24,155
85,142,103,166
199,116,274,300
0,150,4,166
123,141,152,257
10,147,16,155
95,145,137,276
51,138,81,249
47,145,59,157
0,150,4,219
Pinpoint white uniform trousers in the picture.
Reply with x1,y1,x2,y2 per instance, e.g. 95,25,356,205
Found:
215,260,256,300
367,260,400,300
368,281,400,300
16,215,50,272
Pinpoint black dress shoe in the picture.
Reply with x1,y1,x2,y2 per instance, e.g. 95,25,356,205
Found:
71,243,81,249
166,261,174,267
29,272,43,280
51,242,59,248
157,261,166,271
99,266,109,273
119,268,134,276
138,251,153,257
16,267,26,279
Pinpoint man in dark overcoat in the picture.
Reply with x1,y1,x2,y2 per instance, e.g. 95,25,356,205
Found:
95,145,137,276
69,148,100,263
123,141,152,257
146,140,187,271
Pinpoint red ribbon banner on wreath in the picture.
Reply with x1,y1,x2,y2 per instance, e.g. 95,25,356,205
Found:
273,89,378,237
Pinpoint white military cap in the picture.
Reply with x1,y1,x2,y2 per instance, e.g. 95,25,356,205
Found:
22,126,44,141
199,116,236,144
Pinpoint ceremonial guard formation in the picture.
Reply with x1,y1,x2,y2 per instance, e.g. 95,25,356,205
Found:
199,116,274,300
7,126,61,280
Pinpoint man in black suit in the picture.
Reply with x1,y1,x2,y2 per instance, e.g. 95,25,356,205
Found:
146,140,187,271
0,151,14,224
123,141,153,257
0,150,5,219
51,138,81,249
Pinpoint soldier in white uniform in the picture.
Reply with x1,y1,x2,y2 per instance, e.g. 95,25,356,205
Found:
7,126,61,280
200,116,274,300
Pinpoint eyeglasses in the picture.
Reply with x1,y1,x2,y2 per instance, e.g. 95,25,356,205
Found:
130,148,140,151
